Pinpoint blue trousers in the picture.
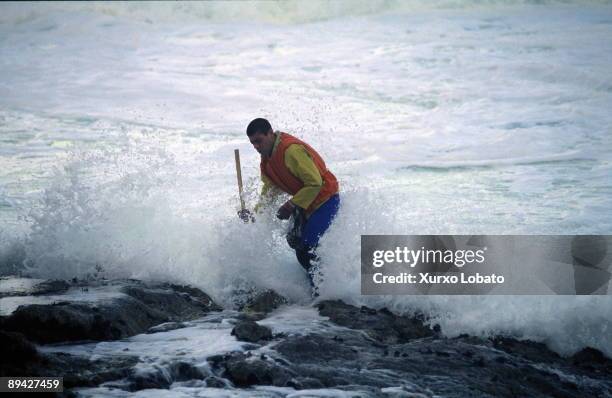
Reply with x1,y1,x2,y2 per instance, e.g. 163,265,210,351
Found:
301,194,340,248
287,194,340,273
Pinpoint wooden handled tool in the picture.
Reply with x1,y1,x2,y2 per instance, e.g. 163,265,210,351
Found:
234,149,246,211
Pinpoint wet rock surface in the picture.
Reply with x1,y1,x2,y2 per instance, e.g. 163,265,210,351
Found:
210,300,612,397
1,299,168,343
317,299,435,343
231,320,273,343
1,279,611,397
222,352,293,387
241,289,288,313
1,330,39,374
1,329,139,387
0,279,220,344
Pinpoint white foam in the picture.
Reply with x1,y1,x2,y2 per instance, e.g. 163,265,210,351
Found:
0,277,45,295
0,285,125,316
258,305,332,336
41,311,246,361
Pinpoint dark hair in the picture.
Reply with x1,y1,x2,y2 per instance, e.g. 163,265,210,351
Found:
246,118,272,137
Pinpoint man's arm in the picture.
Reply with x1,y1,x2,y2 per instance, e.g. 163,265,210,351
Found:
254,173,280,213
284,144,323,209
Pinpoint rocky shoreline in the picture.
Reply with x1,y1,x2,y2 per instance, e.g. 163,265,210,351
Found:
1,277,610,397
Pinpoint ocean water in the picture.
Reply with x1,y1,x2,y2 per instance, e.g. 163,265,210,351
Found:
1,1,612,358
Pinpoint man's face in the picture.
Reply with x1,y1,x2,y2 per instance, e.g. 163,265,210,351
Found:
249,130,275,157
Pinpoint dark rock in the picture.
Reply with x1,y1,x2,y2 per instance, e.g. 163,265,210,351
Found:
573,347,606,364
1,346,138,389
223,353,293,387
57,391,79,398
0,331,39,365
205,375,227,388
1,298,168,343
1,280,221,344
0,331,40,377
207,354,227,368
274,334,359,363
494,355,506,363
120,285,217,319
231,320,272,343
572,347,612,373
317,300,434,344
435,350,452,357
127,366,172,390
31,279,70,296
462,350,474,358
491,336,563,364
360,305,377,315
369,333,612,397
155,283,222,311
169,361,207,381
242,289,288,313
61,354,139,388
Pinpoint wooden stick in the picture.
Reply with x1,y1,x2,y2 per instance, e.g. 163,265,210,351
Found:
234,149,246,211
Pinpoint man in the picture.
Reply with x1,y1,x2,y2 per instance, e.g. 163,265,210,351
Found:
239,118,340,294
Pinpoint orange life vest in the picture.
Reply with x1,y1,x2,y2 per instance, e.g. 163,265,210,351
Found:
261,132,339,215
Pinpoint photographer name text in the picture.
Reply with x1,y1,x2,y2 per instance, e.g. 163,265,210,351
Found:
372,272,504,285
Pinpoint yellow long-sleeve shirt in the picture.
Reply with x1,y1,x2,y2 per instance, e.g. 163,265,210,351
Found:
256,133,323,212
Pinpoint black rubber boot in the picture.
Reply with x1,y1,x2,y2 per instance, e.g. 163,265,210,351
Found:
296,248,320,297
289,209,320,298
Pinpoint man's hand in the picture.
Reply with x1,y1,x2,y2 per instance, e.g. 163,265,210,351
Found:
276,200,295,220
238,209,254,223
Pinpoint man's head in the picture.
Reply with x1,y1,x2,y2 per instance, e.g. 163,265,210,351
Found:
246,118,275,157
